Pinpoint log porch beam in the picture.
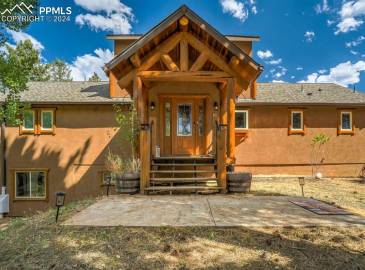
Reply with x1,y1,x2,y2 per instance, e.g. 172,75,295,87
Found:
180,39,189,71
160,54,180,71
227,78,236,163
189,52,208,72
137,71,231,82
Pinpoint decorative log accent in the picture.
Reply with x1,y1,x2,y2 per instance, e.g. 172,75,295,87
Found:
184,32,249,90
229,56,239,67
138,32,183,71
179,16,189,32
227,78,236,162
189,52,208,72
180,39,189,71
137,71,231,82
118,69,135,89
160,54,180,71
130,53,141,68
251,80,257,99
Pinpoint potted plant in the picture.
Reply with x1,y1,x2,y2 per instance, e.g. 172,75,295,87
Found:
104,103,141,194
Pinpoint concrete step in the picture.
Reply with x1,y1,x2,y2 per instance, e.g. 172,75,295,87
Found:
146,185,222,192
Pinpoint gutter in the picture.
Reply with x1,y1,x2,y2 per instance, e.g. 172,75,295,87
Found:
1,121,6,187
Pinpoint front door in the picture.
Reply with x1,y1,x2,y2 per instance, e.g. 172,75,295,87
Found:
160,97,206,156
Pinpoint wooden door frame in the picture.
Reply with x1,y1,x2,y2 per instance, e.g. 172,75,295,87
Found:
158,94,209,156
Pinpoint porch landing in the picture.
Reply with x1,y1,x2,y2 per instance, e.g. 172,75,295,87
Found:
63,195,365,227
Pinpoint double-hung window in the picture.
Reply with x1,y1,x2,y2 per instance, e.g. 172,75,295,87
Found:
15,171,47,200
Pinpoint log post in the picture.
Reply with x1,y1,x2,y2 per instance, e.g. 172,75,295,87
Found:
133,76,150,194
227,78,235,163
217,81,228,193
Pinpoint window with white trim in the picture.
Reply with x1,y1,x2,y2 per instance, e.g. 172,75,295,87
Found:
291,111,303,131
15,171,46,199
340,111,352,131
23,110,35,131
235,110,249,130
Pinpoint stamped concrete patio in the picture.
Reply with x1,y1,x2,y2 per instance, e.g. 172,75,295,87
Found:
64,195,365,227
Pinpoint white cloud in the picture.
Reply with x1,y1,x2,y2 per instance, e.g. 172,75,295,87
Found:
298,60,365,86
335,0,365,34
315,0,330,14
220,0,248,21
296,66,303,71
75,0,134,34
290,75,295,79
257,50,273,59
6,29,44,51
345,35,365,47
350,50,359,55
69,48,113,81
304,31,315,42
272,80,286,83
267,58,282,65
270,66,287,79
318,69,327,74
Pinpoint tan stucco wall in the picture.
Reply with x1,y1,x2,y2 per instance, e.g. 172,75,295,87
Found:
235,105,365,177
5,104,125,216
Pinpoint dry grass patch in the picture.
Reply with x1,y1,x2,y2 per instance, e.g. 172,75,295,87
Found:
0,198,364,270
252,177,365,216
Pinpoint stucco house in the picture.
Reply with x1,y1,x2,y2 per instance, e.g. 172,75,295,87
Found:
1,5,365,216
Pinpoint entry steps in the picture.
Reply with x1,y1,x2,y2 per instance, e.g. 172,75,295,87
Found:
146,156,220,194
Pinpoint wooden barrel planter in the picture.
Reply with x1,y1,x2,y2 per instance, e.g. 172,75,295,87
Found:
227,172,252,193
115,173,140,194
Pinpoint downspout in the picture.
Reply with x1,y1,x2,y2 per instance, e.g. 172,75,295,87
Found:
1,120,6,187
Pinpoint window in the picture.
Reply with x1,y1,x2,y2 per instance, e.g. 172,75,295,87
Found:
23,110,35,131
20,108,55,135
165,102,171,137
177,104,192,136
289,110,304,134
41,110,54,131
15,171,47,199
235,110,249,130
338,111,354,134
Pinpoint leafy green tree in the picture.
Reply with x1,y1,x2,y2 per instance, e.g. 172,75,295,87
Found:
30,63,50,81
48,59,72,81
0,0,38,45
88,72,101,82
0,40,40,125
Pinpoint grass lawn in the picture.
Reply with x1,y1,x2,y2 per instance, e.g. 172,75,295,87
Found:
0,178,364,270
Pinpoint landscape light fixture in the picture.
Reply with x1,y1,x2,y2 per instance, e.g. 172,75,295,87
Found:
55,191,66,223
150,101,155,111
105,175,112,196
298,177,305,197
213,102,219,111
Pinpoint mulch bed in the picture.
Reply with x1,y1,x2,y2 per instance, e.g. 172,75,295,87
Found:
290,198,352,215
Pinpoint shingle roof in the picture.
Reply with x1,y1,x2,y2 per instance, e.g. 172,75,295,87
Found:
0,81,131,104
238,83,365,105
0,81,364,106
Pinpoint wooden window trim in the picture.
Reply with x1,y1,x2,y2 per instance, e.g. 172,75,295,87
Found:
338,110,354,135
12,168,49,202
19,109,36,135
288,109,305,135
235,109,249,133
19,108,56,135
39,108,56,135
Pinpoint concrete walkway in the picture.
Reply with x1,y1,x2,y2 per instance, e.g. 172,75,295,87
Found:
64,195,365,227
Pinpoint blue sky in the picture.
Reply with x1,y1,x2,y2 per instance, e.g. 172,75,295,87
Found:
3,0,365,91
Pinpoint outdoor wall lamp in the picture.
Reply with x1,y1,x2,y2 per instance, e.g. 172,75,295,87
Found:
213,102,219,111
55,191,66,222
150,101,155,111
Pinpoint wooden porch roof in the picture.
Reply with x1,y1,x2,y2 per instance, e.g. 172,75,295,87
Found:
105,5,263,96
